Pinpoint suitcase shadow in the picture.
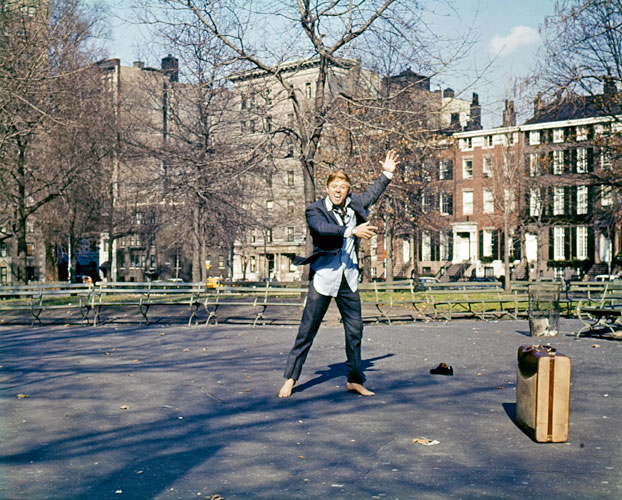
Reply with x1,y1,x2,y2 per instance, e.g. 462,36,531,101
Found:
502,402,517,423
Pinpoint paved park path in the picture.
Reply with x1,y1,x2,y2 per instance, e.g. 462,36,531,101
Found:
1,316,620,499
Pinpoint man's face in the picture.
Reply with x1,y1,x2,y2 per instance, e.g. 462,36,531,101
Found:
326,179,350,208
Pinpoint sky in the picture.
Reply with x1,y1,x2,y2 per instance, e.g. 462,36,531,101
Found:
99,0,557,129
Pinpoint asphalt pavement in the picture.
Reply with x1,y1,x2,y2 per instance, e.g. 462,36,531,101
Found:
1,311,621,500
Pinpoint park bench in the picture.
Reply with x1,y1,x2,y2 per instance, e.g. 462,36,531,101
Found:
575,281,622,338
359,280,431,324
203,282,307,326
424,287,528,321
90,281,204,326
0,283,93,326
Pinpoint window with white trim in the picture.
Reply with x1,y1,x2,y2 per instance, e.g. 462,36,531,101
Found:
421,233,432,261
576,126,588,141
462,190,473,215
553,187,565,215
483,157,493,177
529,153,539,176
483,189,494,214
553,227,565,260
529,130,540,145
482,229,494,257
601,185,613,207
462,159,473,179
553,150,564,175
576,226,588,260
529,189,542,216
576,185,588,215
576,148,588,173
553,128,564,143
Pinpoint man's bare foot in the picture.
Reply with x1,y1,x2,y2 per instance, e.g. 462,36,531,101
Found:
346,382,375,396
278,378,296,398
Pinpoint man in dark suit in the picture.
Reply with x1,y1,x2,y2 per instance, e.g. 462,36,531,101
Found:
279,150,400,397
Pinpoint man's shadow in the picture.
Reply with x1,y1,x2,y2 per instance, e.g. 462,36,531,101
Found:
292,353,394,394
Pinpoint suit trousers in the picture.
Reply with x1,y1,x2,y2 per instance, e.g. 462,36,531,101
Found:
283,275,364,384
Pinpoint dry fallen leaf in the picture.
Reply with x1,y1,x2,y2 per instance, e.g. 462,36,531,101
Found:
298,455,306,460
120,405,129,410
476,373,482,377
592,344,600,348
183,348,190,352
17,393,29,399
413,438,440,446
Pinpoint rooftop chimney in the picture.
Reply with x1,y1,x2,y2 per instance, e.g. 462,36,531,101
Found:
502,99,516,127
443,88,455,98
133,61,144,69
161,54,179,82
603,75,617,95
466,92,482,131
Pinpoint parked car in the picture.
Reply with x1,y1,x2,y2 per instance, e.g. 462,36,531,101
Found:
416,276,439,291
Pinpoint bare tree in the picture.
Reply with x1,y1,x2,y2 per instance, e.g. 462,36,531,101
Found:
0,0,104,283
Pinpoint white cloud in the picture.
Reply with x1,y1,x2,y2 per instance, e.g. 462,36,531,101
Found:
488,25,541,56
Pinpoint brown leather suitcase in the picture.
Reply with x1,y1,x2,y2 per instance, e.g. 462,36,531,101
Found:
516,345,571,442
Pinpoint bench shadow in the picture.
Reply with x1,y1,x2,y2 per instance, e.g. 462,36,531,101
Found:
292,353,394,394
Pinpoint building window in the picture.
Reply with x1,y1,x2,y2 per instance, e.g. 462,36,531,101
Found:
439,160,453,180
486,135,494,147
118,252,125,269
553,187,565,215
576,226,588,260
602,185,613,207
483,189,494,214
529,130,540,145
218,255,225,268
440,192,453,215
529,153,539,176
462,137,472,150
266,200,274,210
553,150,564,175
402,238,410,263
288,199,295,214
241,96,247,110
250,120,256,133
305,82,312,99
287,171,294,186
529,189,542,217
462,159,473,179
576,148,588,173
0,266,6,284
250,256,256,273
287,226,294,242
462,190,473,215
577,185,588,215
601,150,612,169
483,157,493,177
267,229,273,243
576,126,588,141
0,243,7,257
554,227,565,260
482,229,494,258
265,116,272,132
26,243,34,257
240,121,246,133
421,233,431,261
553,128,564,143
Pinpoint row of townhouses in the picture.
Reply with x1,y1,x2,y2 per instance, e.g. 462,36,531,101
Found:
1,53,619,285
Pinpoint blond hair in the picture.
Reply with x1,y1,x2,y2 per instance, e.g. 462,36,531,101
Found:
326,170,351,187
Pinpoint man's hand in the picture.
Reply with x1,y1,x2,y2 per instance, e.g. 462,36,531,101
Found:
381,149,400,174
354,222,377,240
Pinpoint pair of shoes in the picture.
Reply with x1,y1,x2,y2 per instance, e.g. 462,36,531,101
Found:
430,363,453,376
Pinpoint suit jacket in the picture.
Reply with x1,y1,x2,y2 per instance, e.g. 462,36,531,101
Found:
293,173,391,267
